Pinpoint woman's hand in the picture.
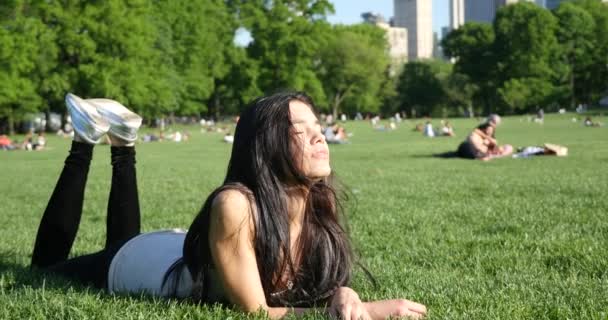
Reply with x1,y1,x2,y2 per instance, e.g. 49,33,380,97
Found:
328,287,372,320
364,299,427,319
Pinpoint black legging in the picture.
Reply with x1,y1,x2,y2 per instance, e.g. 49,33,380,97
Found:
31,141,141,288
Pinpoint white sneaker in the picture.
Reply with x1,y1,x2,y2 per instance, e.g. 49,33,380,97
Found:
87,98,142,143
65,93,110,144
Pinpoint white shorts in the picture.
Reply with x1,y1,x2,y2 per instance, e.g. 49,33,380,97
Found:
107,229,193,298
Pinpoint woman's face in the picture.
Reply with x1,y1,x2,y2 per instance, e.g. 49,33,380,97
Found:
289,100,331,179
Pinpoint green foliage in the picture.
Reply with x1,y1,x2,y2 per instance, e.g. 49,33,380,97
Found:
444,72,477,116
395,60,455,117
237,0,334,105
569,0,608,104
498,78,554,112
36,1,160,110
442,1,608,114
493,3,562,112
3,0,608,128
153,0,239,116
441,22,496,114
0,3,50,133
317,24,390,116
441,23,495,84
554,2,595,108
209,46,261,117
0,0,251,124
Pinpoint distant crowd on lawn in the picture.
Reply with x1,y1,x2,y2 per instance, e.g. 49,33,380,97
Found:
0,132,47,151
2,107,603,157
316,108,599,161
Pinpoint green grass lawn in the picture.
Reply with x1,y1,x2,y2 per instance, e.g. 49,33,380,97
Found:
1,113,607,319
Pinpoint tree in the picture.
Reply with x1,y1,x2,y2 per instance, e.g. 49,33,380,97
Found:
236,0,334,105
0,3,49,134
317,24,390,118
498,78,554,112
209,46,261,117
569,0,608,105
493,2,562,112
153,0,239,117
20,0,170,117
441,22,496,114
395,61,447,117
554,2,595,109
444,72,477,116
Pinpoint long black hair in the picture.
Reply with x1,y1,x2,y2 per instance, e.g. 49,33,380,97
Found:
182,91,353,307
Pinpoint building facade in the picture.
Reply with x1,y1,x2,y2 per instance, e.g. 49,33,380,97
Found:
464,0,536,23
545,0,563,9
393,0,433,60
450,0,465,30
362,12,408,70
464,0,497,23
378,22,409,68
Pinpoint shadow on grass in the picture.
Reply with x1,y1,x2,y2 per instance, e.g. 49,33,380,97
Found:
410,151,465,159
0,252,240,320
0,251,201,307
0,251,91,292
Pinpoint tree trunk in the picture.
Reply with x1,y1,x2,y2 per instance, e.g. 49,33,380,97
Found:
332,92,343,121
570,62,576,110
214,93,221,120
483,92,491,116
8,108,15,135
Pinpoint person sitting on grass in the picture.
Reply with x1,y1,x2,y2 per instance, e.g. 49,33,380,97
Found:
33,132,47,150
423,121,435,137
440,121,454,137
323,123,349,144
0,134,18,150
457,122,512,161
31,91,426,320
583,117,603,127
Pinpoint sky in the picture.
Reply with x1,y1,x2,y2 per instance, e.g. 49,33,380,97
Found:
327,0,450,34
235,0,450,46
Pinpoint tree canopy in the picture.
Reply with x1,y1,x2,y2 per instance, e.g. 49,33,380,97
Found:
317,24,390,117
1,0,608,133
440,0,608,115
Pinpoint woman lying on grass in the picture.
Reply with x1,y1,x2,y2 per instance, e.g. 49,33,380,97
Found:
31,91,426,319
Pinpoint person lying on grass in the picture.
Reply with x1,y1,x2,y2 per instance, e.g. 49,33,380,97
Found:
31,91,426,319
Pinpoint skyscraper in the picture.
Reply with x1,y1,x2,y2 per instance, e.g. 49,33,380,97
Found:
464,0,536,23
450,0,465,30
545,0,563,9
464,0,497,23
393,0,433,60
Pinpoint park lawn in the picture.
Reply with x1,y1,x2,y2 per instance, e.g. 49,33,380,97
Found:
1,113,607,319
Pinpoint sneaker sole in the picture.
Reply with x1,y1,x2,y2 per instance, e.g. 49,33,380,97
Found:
65,93,110,144
87,99,142,142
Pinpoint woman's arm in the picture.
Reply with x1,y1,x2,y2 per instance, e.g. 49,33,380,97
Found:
474,129,497,147
208,190,425,319
209,190,358,319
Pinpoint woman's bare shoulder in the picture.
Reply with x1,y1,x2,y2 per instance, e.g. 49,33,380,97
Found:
210,188,254,234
